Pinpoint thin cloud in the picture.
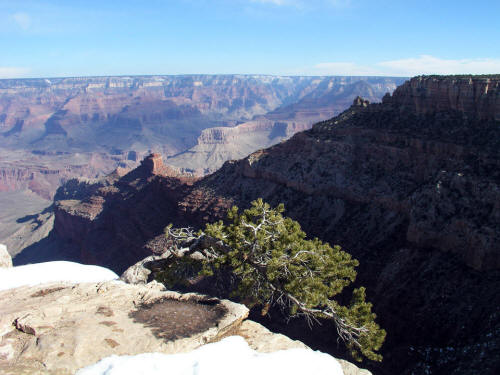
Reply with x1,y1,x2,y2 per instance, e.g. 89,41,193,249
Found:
251,0,290,4
311,55,500,76
0,67,31,79
378,55,500,76
249,0,350,7
11,12,31,30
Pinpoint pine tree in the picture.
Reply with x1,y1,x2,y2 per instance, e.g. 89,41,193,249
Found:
166,198,385,361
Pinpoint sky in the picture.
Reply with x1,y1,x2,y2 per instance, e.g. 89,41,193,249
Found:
1,0,499,78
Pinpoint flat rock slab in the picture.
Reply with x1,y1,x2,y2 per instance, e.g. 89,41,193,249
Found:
0,281,248,374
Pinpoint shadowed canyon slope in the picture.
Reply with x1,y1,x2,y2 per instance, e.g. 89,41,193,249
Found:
44,75,500,375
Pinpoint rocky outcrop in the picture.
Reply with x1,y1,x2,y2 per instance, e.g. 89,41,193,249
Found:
236,320,371,375
0,244,12,268
141,153,181,177
388,75,500,120
120,252,173,285
42,154,197,272
236,320,310,352
0,280,248,374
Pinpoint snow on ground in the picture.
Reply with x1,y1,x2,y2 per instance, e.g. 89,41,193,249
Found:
0,261,119,291
76,335,344,375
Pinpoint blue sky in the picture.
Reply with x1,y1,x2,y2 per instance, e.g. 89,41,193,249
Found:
1,0,499,78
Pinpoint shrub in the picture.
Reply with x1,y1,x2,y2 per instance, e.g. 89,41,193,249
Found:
166,198,385,361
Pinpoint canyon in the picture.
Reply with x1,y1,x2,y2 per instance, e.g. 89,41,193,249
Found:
32,75,500,375
0,75,403,256
0,75,403,194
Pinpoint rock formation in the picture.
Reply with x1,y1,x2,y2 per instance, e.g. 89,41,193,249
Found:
167,78,402,174
238,320,371,375
0,75,403,259
388,75,500,120
0,75,404,197
174,75,500,374
0,280,248,374
31,153,196,271
0,270,371,375
20,75,500,374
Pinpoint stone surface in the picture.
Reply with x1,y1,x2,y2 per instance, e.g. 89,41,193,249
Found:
0,280,248,375
237,320,371,375
120,252,173,285
237,320,310,352
338,359,372,375
0,244,12,268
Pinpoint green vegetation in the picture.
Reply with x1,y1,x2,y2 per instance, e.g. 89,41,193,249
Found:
165,199,386,361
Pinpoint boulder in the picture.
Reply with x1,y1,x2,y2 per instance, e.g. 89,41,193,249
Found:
0,244,12,268
120,252,172,284
0,280,248,374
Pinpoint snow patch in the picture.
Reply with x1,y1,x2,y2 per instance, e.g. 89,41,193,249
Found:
76,336,343,375
0,261,119,291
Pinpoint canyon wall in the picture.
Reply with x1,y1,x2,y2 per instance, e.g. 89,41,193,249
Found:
0,75,404,198
42,76,500,375
388,75,500,120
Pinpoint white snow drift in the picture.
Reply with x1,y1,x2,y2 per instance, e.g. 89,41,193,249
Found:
76,335,344,375
0,261,119,291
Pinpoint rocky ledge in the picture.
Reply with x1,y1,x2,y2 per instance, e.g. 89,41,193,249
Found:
0,250,370,375
0,280,248,374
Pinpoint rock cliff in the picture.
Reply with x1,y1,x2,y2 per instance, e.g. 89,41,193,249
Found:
388,75,500,120
30,75,500,374
42,154,195,271
167,77,402,174
0,75,404,197
175,76,500,374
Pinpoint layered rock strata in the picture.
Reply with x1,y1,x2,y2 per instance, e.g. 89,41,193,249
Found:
0,75,404,195
42,75,500,374
43,154,196,271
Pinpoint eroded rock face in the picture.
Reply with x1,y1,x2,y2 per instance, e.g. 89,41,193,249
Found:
167,78,403,174
45,75,500,374
0,149,141,201
49,161,196,272
0,280,248,374
388,75,500,120
169,76,500,374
